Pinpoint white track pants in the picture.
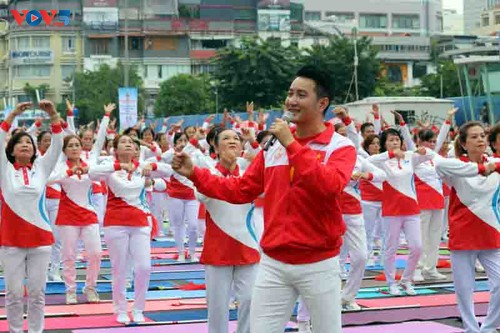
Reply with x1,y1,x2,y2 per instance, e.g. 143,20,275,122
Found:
104,226,151,314
151,192,168,235
205,264,258,333
58,224,102,293
382,215,422,286
1,246,51,333
250,254,341,333
46,198,61,277
419,209,444,273
451,249,500,333
168,198,199,256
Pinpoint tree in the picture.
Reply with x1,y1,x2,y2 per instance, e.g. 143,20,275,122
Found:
300,35,380,103
154,73,213,117
374,76,422,97
212,37,300,110
23,83,50,103
419,60,461,98
74,63,144,124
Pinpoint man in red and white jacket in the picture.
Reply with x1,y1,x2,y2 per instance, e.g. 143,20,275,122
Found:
173,66,356,333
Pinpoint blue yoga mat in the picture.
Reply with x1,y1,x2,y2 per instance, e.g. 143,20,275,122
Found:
361,258,407,271
146,309,237,322
356,287,437,299
444,281,490,292
77,258,178,270
103,270,205,281
44,280,175,294
130,289,206,300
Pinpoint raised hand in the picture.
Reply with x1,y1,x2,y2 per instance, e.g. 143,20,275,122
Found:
333,106,348,119
104,103,116,116
12,102,32,116
447,107,458,121
39,100,57,116
172,151,194,178
390,110,403,123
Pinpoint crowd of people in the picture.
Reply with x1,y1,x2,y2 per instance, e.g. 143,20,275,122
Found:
0,65,498,333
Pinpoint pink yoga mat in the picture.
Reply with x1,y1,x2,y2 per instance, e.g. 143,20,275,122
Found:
0,314,154,331
0,298,207,317
357,291,490,308
343,321,462,333
73,321,298,333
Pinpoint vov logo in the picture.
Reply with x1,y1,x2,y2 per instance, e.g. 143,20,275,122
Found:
11,10,71,27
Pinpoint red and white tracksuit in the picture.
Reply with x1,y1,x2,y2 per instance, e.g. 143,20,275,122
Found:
0,121,63,333
188,122,357,333
89,160,172,315
49,159,102,295
367,149,434,286
435,155,500,333
198,163,260,333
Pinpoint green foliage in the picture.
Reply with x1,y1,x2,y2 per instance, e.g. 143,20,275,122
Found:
23,83,50,102
154,73,214,117
300,36,380,104
419,60,461,98
74,63,144,124
212,37,300,110
374,76,422,97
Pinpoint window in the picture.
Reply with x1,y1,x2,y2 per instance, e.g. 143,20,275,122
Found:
482,16,490,26
90,39,110,55
304,11,321,21
392,14,420,29
158,65,162,79
61,65,75,80
130,37,140,50
16,37,30,50
413,63,427,79
325,12,354,23
62,37,75,53
495,14,500,25
359,14,387,29
32,37,50,49
14,65,51,78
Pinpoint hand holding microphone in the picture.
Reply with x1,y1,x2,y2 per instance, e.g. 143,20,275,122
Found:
264,111,294,151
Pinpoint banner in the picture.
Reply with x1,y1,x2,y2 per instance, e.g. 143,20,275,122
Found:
118,87,138,131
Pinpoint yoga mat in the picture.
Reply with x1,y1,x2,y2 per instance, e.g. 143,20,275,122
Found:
1,298,208,317
364,258,407,271
128,289,206,300
103,271,205,281
444,281,489,292
146,309,237,322
357,291,490,308
151,264,205,272
343,321,462,333
477,316,500,329
0,314,154,331
43,281,175,295
356,287,436,299
72,321,298,333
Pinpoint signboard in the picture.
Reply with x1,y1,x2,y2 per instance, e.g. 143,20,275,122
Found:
118,87,138,131
84,0,117,7
258,0,290,9
10,50,53,65
258,9,290,31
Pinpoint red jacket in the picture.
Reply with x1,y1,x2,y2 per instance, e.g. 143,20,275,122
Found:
189,123,356,264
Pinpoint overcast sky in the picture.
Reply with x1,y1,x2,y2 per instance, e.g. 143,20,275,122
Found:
443,0,463,12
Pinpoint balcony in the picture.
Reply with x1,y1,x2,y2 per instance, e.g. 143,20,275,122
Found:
84,21,119,32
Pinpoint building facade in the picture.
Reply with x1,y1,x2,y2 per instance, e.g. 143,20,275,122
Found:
442,8,464,35
475,4,500,35
302,0,443,87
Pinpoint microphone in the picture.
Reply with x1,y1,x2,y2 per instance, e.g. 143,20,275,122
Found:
263,111,294,151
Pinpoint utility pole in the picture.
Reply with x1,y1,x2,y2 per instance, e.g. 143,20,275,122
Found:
353,24,359,101
124,0,130,87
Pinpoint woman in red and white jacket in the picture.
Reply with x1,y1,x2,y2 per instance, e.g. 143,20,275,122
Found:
399,110,455,281
193,128,260,333
434,121,500,333
0,101,63,333
367,128,434,296
168,132,200,261
89,134,172,324
49,135,103,305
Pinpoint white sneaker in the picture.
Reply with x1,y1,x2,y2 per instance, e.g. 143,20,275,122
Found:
177,252,186,262
413,269,425,282
366,257,376,267
400,281,417,296
475,261,485,273
66,291,77,304
48,273,63,282
342,300,361,311
83,286,100,303
132,310,145,323
116,312,130,324
189,253,199,262
229,300,239,310
389,284,401,296
422,270,447,281
298,320,312,333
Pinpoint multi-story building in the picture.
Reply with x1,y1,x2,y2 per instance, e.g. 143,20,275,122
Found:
475,3,500,35
464,0,488,32
301,0,443,87
1,0,83,105
442,8,464,35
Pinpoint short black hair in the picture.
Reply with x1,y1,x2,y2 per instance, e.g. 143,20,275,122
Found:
123,127,138,137
489,123,500,153
140,127,155,139
296,65,332,115
418,129,436,143
256,130,271,144
6,132,37,165
360,122,374,135
173,132,186,146
380,128,403,153
37,130,51,144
